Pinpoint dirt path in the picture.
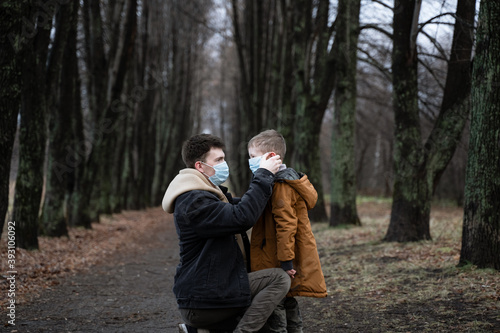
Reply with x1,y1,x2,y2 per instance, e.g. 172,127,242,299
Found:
6,215,182,333
3,203,499,333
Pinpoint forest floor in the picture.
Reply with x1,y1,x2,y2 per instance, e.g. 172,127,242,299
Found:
1,198,499,332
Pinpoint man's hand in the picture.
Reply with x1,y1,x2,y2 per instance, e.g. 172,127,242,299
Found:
286,269,296,279
259,152,282,174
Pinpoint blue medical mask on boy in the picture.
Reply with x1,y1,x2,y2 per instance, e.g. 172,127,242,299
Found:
248,156,262,174
201,161,229,186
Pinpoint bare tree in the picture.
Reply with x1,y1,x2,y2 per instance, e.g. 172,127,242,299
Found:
230,0,340,221
230,0,286,195
71,0,138,226
13,0,57,249
384,0,475,242
330,0,362,226
0,0,26,238
40,0,77,237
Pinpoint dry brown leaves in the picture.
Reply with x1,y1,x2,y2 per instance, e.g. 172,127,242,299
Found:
0,207,171,308
313,199,500,328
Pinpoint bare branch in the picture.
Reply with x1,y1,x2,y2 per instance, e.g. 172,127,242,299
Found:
418,12,456,34
360,24,393,40
418,51,447,62
369,0,393,11
357,47,392,82
418,58,445,91
418,29,448,61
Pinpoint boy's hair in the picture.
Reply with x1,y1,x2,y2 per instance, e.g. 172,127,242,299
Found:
182,134,226,168
248,129,286,159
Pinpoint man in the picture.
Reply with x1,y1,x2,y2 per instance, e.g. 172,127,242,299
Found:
162,134,290,333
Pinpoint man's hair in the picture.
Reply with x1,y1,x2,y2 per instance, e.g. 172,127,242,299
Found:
248,129,286,159
182,134,226,168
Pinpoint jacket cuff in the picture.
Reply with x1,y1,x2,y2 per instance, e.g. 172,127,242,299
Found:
254,168,275,178
280,260,293,271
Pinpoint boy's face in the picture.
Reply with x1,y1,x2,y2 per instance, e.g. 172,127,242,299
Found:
248,146,266,159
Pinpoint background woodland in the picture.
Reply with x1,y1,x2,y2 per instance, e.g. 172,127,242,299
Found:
1,0,499,269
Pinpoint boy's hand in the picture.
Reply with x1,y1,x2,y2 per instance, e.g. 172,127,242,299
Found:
259,152,281,174
286,269,296,279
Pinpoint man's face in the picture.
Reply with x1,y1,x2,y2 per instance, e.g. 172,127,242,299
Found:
197,148,225,177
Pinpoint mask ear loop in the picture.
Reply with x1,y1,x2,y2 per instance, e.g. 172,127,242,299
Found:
199,161,214,178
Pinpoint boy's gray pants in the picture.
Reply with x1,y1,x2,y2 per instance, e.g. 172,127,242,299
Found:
259,297,303,333
179,268,291,332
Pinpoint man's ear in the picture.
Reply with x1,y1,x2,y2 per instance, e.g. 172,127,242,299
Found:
194,161,204,173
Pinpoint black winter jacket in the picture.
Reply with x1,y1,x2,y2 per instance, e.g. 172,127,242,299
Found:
170,168,275,309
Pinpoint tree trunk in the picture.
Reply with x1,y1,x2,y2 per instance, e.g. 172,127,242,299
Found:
230,0,279,196
459,0,500,270
289,0,330,222
67,22,87,227
13,0,54,249
385,0,475,242
385,0,429,242
0,1,25,237
40,0,77,237
71,0,109,227
73,0,137,224
425,0,476,192
330,0,362,227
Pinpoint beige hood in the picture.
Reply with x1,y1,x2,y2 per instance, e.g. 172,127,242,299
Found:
162,168,227,213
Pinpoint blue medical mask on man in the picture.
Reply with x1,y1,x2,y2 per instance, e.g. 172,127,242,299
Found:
201,161,230,186
248,156,262,174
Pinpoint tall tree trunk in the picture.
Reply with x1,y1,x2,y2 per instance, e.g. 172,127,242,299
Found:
385,0,428,242
0,0,25,237
385,0,475,242
459,0,500,270
95,0,137,215
289,0,332,222
230,0,286,196
424,0,476,192
13,0,54,249
40,0,77,237
330,0,361,227
71,0,109,227
73,0,137,225
67,23,87,227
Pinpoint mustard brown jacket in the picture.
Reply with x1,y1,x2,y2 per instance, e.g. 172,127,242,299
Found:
250,168,327,298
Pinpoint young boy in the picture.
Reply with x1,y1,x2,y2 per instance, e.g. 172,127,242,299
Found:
248,129,327,333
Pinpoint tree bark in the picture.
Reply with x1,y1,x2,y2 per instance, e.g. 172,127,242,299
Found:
67,25,86,227
71,0,109,227
40,0,76,237
0,0,25,237
425,0,476,192
330,0,362,227
230,0,280,196
289,0,333,222
385,0,429,242
13,0,54,249
73,0,137,225
459,0,500,270
385,0,475,242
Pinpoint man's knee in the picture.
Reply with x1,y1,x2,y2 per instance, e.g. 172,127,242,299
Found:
272,268,291,294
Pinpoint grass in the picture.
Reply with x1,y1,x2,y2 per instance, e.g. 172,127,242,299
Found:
300,198,500,332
